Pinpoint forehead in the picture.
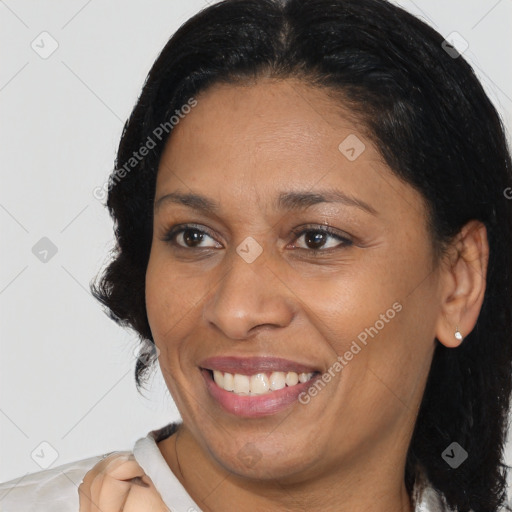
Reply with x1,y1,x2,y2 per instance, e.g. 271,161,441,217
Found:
155,78,425,224
161,78,362,169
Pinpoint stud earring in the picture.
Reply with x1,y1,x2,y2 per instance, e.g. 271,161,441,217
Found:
454,326,463,341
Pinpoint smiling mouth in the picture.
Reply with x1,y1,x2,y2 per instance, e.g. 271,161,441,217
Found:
206,369,320,396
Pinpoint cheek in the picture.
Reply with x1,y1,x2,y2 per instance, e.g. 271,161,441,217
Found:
145,254,198,402
145,250,215,398
297,242,436,376
290,260,403,350
145,251,201,340
145,263,168,340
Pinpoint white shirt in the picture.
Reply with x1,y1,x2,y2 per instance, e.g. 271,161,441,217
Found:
0,422,448,511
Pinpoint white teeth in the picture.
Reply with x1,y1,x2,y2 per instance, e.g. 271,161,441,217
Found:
213,370,224,388
269,371,286,390
212,370,314,395
223,372,234,391
250,373,270,395
285,372,299,386
233,373,250,395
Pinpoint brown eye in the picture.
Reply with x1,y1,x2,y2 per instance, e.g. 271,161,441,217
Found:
180,228,207,247
302,231,329,250
162,225,221,249
291,226,353,252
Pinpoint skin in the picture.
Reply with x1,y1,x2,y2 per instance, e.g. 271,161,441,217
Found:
80,78,489,511
78,453,169,511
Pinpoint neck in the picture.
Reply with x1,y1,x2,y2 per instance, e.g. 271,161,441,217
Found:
158,426,414,512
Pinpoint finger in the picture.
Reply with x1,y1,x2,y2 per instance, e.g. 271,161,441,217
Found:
78,453,150,512
80,476,109,512
105,458,147,482
80,452,133,493
88,470,137,512
88,469,109,512
96,475,135,512
89,470,158,512
122,481,171,512
81,455,134,512
78,480,91,512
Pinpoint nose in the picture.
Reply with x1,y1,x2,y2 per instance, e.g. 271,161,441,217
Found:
202,245,296,340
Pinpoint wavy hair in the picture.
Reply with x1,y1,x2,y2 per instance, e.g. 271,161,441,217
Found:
91,0,512,509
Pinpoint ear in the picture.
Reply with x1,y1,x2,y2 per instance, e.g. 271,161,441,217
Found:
435,220,489,348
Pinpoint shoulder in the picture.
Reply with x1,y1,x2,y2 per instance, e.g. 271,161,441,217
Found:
0,424,181,512
0,454,109,512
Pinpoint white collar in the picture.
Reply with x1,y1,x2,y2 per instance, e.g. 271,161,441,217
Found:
133,424,203,511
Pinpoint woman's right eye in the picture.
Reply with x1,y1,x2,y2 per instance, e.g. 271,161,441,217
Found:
162,225,221,249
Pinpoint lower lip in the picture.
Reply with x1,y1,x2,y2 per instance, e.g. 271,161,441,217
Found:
201,369,319,418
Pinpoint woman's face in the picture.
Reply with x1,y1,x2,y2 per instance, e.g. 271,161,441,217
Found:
146,78,443,481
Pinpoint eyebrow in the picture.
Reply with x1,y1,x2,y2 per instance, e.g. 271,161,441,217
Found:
154,189,377,216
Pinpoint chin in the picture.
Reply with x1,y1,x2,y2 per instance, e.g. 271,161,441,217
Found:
201,427,326,482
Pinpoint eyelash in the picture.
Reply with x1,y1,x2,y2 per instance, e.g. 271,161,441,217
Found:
161,223,353,254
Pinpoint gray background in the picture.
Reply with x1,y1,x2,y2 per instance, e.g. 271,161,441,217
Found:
1,0,511,488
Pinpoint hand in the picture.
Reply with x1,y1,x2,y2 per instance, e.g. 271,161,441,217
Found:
78,452,170,511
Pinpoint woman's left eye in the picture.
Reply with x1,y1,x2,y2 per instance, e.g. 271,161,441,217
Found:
290,226,353,252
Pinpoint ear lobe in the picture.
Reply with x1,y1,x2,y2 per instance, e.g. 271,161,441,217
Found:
435,220,489,348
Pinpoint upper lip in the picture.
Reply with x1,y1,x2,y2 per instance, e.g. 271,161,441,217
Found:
199,356,320,375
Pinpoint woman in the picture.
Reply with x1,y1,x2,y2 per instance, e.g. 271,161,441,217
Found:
2,0,511,510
